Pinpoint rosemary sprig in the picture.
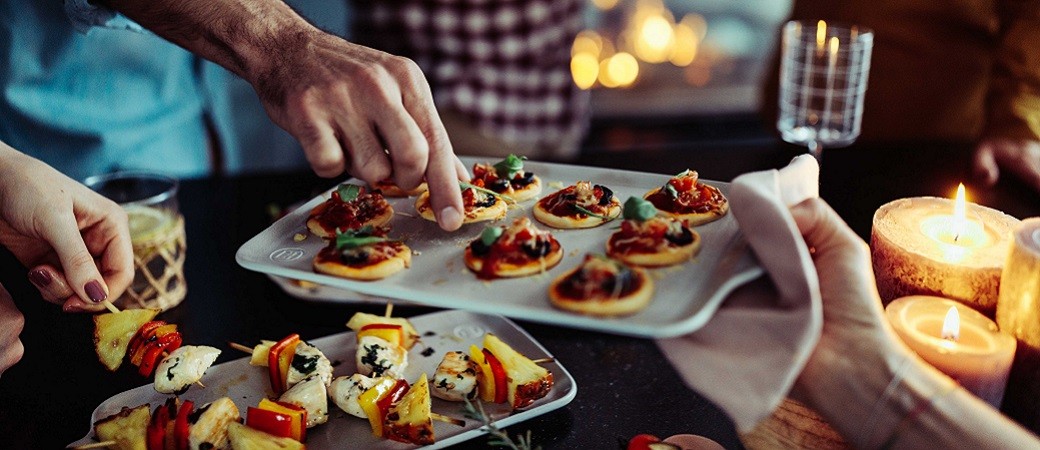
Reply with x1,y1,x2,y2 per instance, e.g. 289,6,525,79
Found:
573,204,616,221
462,397,541,450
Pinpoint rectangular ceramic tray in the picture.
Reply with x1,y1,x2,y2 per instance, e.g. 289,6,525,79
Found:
236,158,763,338
71,310,575,449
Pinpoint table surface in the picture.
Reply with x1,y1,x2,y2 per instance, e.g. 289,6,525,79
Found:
2,139,1038,449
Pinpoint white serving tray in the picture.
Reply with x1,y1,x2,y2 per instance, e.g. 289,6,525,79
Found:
70,310,575,449
236,159,763,338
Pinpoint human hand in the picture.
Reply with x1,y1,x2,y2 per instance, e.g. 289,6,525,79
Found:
973,138,1040,191
250,30,467,231
787,199,910,413
0,283,24,376
0,148,134,312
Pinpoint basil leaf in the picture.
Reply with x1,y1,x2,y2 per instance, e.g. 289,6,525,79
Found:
480,226,503,246
493,154,526,179
459,182,515,203
663,183,679,199
623,196,657,221
573,204,615,221
335,227,387,250
337,184,362,202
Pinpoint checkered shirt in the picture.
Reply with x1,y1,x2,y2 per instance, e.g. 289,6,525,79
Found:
350,0,589,158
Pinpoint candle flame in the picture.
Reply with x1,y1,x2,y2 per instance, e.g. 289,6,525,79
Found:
817,20,826,50
952,183,967,242
941,306,960,341
829,36,839,57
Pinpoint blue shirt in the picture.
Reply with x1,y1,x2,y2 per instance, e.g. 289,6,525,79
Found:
0,1,237,180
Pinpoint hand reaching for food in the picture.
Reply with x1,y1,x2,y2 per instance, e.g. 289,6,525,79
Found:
0,142,134,312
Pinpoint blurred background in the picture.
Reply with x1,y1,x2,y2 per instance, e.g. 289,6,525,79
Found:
231,0,791,174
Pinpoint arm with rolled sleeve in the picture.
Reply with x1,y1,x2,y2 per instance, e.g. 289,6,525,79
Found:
63,0,143,33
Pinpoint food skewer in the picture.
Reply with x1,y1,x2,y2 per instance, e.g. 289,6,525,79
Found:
431,412,466,427
72,440,116,450
102,300,120,314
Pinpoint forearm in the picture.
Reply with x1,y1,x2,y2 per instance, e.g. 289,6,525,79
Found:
98,0,316,83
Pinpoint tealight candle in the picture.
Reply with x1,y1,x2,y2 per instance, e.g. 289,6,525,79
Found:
871,185,1020,316
886,295,1016,407
996,218,1040,348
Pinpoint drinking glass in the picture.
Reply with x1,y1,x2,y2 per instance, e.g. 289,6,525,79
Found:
84,172,187,311
778,20,873,159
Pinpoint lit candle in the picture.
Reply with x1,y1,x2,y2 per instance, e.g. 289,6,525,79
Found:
996,218,1040,348
871,185,1020,316
886,295,1017,407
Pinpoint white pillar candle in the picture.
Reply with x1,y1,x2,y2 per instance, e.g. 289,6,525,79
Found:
887,295,1017,407
997,218,1040,348
871,190,1019,316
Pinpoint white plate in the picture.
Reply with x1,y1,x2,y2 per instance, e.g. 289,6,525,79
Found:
267,274,404,304
70,310,576,449
236,159,763,338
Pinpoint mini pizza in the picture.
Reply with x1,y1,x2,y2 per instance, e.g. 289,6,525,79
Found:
607,197,701,267
548,254,654,317
414,184,507,224
307,184,394,239
469,154,542,202
313,226,411,281
643,169,729,226
464,217,563,279
533,181,621,229
371,178,427,197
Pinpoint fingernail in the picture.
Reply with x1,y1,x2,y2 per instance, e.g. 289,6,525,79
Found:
28,269,52,287
84,281,107,303
438,206,462,229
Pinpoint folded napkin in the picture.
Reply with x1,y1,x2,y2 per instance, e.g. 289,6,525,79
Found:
656,155,822,432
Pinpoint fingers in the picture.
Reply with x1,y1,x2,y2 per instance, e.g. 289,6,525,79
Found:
340,113,392,186
0,284,25,375
373,104,429,190
27,265,74,305
294,107,347,178
972,142,1000,187
38,210,110,304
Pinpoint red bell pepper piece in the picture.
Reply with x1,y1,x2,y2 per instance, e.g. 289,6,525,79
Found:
246,406,294,439
267,334,300,394
376,379,410,428
147,402,171,450
174,400,194,450
129,320,166,365
627,434,663,450
483,349,508,404
138,331,183,377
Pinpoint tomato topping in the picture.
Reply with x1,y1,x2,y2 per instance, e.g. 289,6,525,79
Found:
268,334,301,394
174,400,194,450
482,349,508,404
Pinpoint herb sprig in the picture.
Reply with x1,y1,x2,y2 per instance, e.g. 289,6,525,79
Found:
336,184,363,202
460,182,516,204
622,196,658,221
493,154,527,179
335,226,390,250
462,397,540,450
573,204,616,221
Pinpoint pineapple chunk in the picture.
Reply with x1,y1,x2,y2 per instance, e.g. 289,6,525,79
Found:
249,340,276,366
227,422,306,450
93,403,149,450
346,312,420,350
384,374,434,445
189,397,241,450
483,334,554,409
93,308,161,371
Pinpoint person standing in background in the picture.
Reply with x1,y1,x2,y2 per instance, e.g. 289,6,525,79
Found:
764,0,1040,191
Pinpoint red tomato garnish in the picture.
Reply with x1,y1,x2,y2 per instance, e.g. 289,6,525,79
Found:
627,433,662,450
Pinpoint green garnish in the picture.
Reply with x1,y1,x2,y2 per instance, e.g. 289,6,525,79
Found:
336,184,362,202
663,183,679,199
493,154,527,179
460,182,515,203
622,196,657,221
335,226,389,250
573,204,615,221
463,397,540,450
480,226,503,246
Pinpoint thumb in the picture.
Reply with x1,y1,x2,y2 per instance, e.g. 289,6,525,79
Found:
41,213,110,304
972,143,1000,187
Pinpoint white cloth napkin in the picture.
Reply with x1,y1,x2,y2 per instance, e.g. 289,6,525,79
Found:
656,155,823,432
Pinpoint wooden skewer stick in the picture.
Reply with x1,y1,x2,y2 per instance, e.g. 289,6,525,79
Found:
384,301,394,318
229,342,254,354
431,412,465,427
72,440,116,450
531,357,555,365
195,380,206,388
102,300,120,314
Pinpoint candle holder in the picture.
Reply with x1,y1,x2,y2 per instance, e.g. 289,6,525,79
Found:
871,197,1019,316
996,218,1040,348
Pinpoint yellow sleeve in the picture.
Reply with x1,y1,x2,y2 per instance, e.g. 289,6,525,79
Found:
985,0,1040,140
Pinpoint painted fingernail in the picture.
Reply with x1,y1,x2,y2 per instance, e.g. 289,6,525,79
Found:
28,269,52,287
84,281,107,303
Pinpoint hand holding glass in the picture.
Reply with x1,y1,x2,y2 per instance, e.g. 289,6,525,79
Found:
778,20,873,158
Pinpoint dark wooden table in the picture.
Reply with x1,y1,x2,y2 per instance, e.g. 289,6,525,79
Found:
1,139,1037,449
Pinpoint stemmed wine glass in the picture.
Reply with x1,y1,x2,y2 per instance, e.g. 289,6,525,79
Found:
778,20,873,159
